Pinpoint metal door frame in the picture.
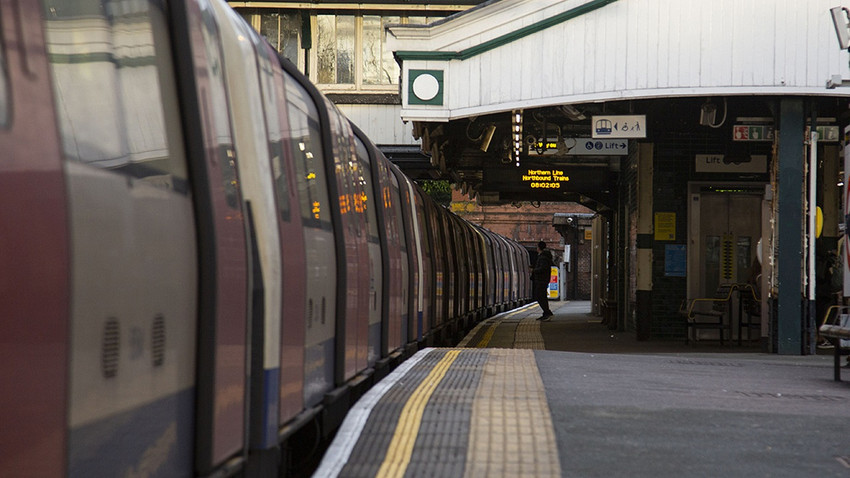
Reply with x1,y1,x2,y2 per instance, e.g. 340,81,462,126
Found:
687,182,767,300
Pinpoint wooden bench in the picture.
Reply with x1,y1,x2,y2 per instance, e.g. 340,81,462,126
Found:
818,305,850,381
681,284,734,345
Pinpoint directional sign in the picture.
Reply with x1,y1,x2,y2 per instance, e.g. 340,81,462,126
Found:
567,138,629,155
592,115,646,139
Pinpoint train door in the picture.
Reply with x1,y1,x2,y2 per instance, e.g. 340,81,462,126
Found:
325,106,370,384
282,74,337,409
688,185,764,299
427,201,446,334
353,136,383,367
34,1,204,475
414,188,433,342
178,1,255,472
267,57,307,426
388,170,410,348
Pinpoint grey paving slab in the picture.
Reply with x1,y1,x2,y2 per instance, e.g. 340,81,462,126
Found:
535,350,850,477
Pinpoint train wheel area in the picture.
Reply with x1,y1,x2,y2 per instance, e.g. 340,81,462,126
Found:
309,301,850,477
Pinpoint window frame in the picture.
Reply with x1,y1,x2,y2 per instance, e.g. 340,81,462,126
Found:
309,12,401,94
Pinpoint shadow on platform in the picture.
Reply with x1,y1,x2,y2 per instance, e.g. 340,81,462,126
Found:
536,300,769,355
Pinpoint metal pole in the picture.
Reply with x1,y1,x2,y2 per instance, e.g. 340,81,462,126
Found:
808,129,818,354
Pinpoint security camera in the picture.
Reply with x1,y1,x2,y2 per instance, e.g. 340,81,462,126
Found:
831,6,850,49
479,125,496,152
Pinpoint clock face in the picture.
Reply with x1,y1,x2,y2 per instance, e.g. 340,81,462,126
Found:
412,73,440,101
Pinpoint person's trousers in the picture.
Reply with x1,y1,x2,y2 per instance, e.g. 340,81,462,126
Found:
532,280,552,315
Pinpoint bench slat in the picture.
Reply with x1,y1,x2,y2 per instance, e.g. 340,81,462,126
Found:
819,324,850,339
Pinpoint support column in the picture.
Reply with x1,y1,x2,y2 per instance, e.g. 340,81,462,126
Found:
777,99,804,355
636,143,654,340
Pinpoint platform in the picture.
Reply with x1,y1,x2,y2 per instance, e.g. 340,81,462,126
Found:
312,301,850,477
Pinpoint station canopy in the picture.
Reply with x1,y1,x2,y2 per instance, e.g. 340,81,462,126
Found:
387,0,850,209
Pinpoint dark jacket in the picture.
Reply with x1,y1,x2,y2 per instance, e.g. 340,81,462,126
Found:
531,249,554,282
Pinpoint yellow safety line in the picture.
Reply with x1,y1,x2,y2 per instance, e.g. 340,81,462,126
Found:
475,305,533,348
376,349,462,478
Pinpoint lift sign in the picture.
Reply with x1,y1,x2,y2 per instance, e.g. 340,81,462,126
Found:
522,168,569,189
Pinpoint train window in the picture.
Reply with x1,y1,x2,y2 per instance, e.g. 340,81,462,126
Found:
256,42,291,220
354,137,379,240
0,28,6,127
284,72,331,227
39,0,188,192
198,2,240,208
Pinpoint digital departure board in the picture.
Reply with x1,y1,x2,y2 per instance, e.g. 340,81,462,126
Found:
484,162,608,195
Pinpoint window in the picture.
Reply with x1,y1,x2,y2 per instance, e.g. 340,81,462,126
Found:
361,15,399,86
315,14,400,89
316,14,355,85
40,0,188,191
235,8,451,92
0,11,6,127
260,12,302,67
285,72,331,227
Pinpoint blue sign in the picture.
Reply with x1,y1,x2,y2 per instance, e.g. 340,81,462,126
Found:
665,244,686,277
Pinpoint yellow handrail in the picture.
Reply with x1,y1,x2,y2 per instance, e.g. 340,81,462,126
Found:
685,283,758,319
821,305,850,327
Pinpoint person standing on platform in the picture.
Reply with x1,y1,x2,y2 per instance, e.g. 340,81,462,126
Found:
530,241,554,321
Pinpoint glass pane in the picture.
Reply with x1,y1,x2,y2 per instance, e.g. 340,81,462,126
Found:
362,15,382,85
316,15,336,84
737,236,751,284
285,73,330,226
41,0,187,188
260,13,280,51
381,16,400,85
705,235,720,295
0,29,6,126
364,16,399,85
280,12,300,65
256,42,290,219
336,15,355,84
355,138,379,238
199,4,240,208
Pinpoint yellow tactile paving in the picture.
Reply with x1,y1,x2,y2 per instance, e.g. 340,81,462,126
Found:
376,349,462,478
463,349,561,477
514,316,546,349
459,304,534,348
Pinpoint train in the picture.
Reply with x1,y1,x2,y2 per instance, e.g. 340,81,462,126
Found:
0,1,531,476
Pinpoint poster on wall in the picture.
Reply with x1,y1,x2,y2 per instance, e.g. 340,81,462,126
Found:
654,212,676,241
664,244,686,277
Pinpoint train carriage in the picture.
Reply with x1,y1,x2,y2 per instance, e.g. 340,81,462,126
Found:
0,1,530,476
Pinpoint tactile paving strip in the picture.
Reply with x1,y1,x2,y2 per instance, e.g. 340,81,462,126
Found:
514,316,546,349
314,348,560,477
464,349,560,477
337,349,487,477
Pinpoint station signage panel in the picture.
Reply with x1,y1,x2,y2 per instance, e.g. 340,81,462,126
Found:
808,125,840,142
483,161,607,194
592,115,646,139
732,125,774,141
695,154,767,173
567,138,629,155
733,124,838,142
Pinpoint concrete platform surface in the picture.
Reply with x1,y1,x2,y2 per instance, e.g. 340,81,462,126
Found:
312,301,850,477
